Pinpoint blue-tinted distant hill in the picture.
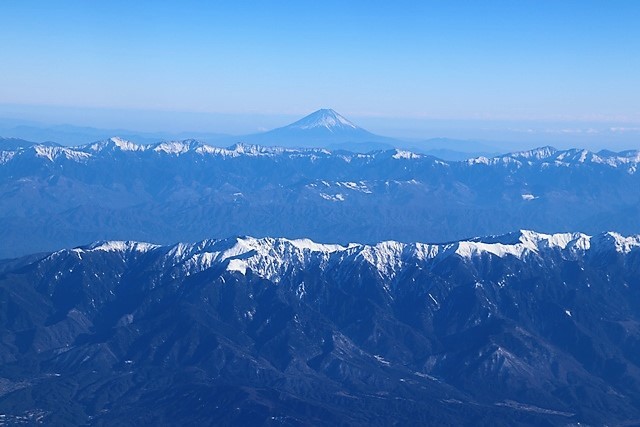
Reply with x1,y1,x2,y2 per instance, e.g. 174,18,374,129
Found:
0,122,230,147
0,136,52,150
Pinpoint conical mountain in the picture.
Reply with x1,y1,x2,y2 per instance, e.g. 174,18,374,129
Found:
283,108,359,132
237,108,399,151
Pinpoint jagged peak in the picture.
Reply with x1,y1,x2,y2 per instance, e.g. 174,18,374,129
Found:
153,139,204,154
87,137,147,152
510,146,558,159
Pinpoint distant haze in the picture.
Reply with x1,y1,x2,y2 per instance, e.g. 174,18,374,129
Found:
0,103,638,152
1,2,639,150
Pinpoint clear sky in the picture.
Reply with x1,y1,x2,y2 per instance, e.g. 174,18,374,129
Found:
1,1,639,146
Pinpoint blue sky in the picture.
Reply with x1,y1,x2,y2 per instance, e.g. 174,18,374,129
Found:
1,1,639,145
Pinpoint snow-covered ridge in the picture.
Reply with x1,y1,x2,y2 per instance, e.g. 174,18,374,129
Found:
88,137,147,152
161,237,352,281
468,146,640,169
45,241,160,263
512,146,558,160
457,230,591,259
57,231,640,281
0,137,423,165
220,143,331,157
153,139,203,155
33,145,92,162
0,138,344,161
79,139,343,158
84,241,161,253
2,137,640,169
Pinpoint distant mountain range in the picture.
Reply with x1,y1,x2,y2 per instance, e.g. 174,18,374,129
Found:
1,230,640,425
1,138,640,259
0,110,500,159
0,136,60,150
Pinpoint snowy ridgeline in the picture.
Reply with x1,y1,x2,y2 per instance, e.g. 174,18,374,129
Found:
2,137,640,170
48,230,640,283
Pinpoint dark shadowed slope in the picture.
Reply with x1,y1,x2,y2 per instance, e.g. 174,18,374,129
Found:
1,231,640,425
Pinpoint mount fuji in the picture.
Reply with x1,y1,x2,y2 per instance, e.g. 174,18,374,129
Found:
238,108,399,151
285,108,360,132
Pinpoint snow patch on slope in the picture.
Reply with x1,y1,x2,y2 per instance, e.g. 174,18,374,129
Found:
0,150,17,164
392,149,421,160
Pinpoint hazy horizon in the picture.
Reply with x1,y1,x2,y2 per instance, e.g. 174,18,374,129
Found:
1,1,639,151
1,102,639,152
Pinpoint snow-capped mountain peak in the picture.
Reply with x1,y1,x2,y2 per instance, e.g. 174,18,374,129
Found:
165,236,350,281
285,109,359,132
88,137,146,152
153,139,203,155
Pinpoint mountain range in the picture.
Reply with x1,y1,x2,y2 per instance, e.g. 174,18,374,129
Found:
1,138,640,259
3,120,640,424
0,109,500,159
1,230,640,425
